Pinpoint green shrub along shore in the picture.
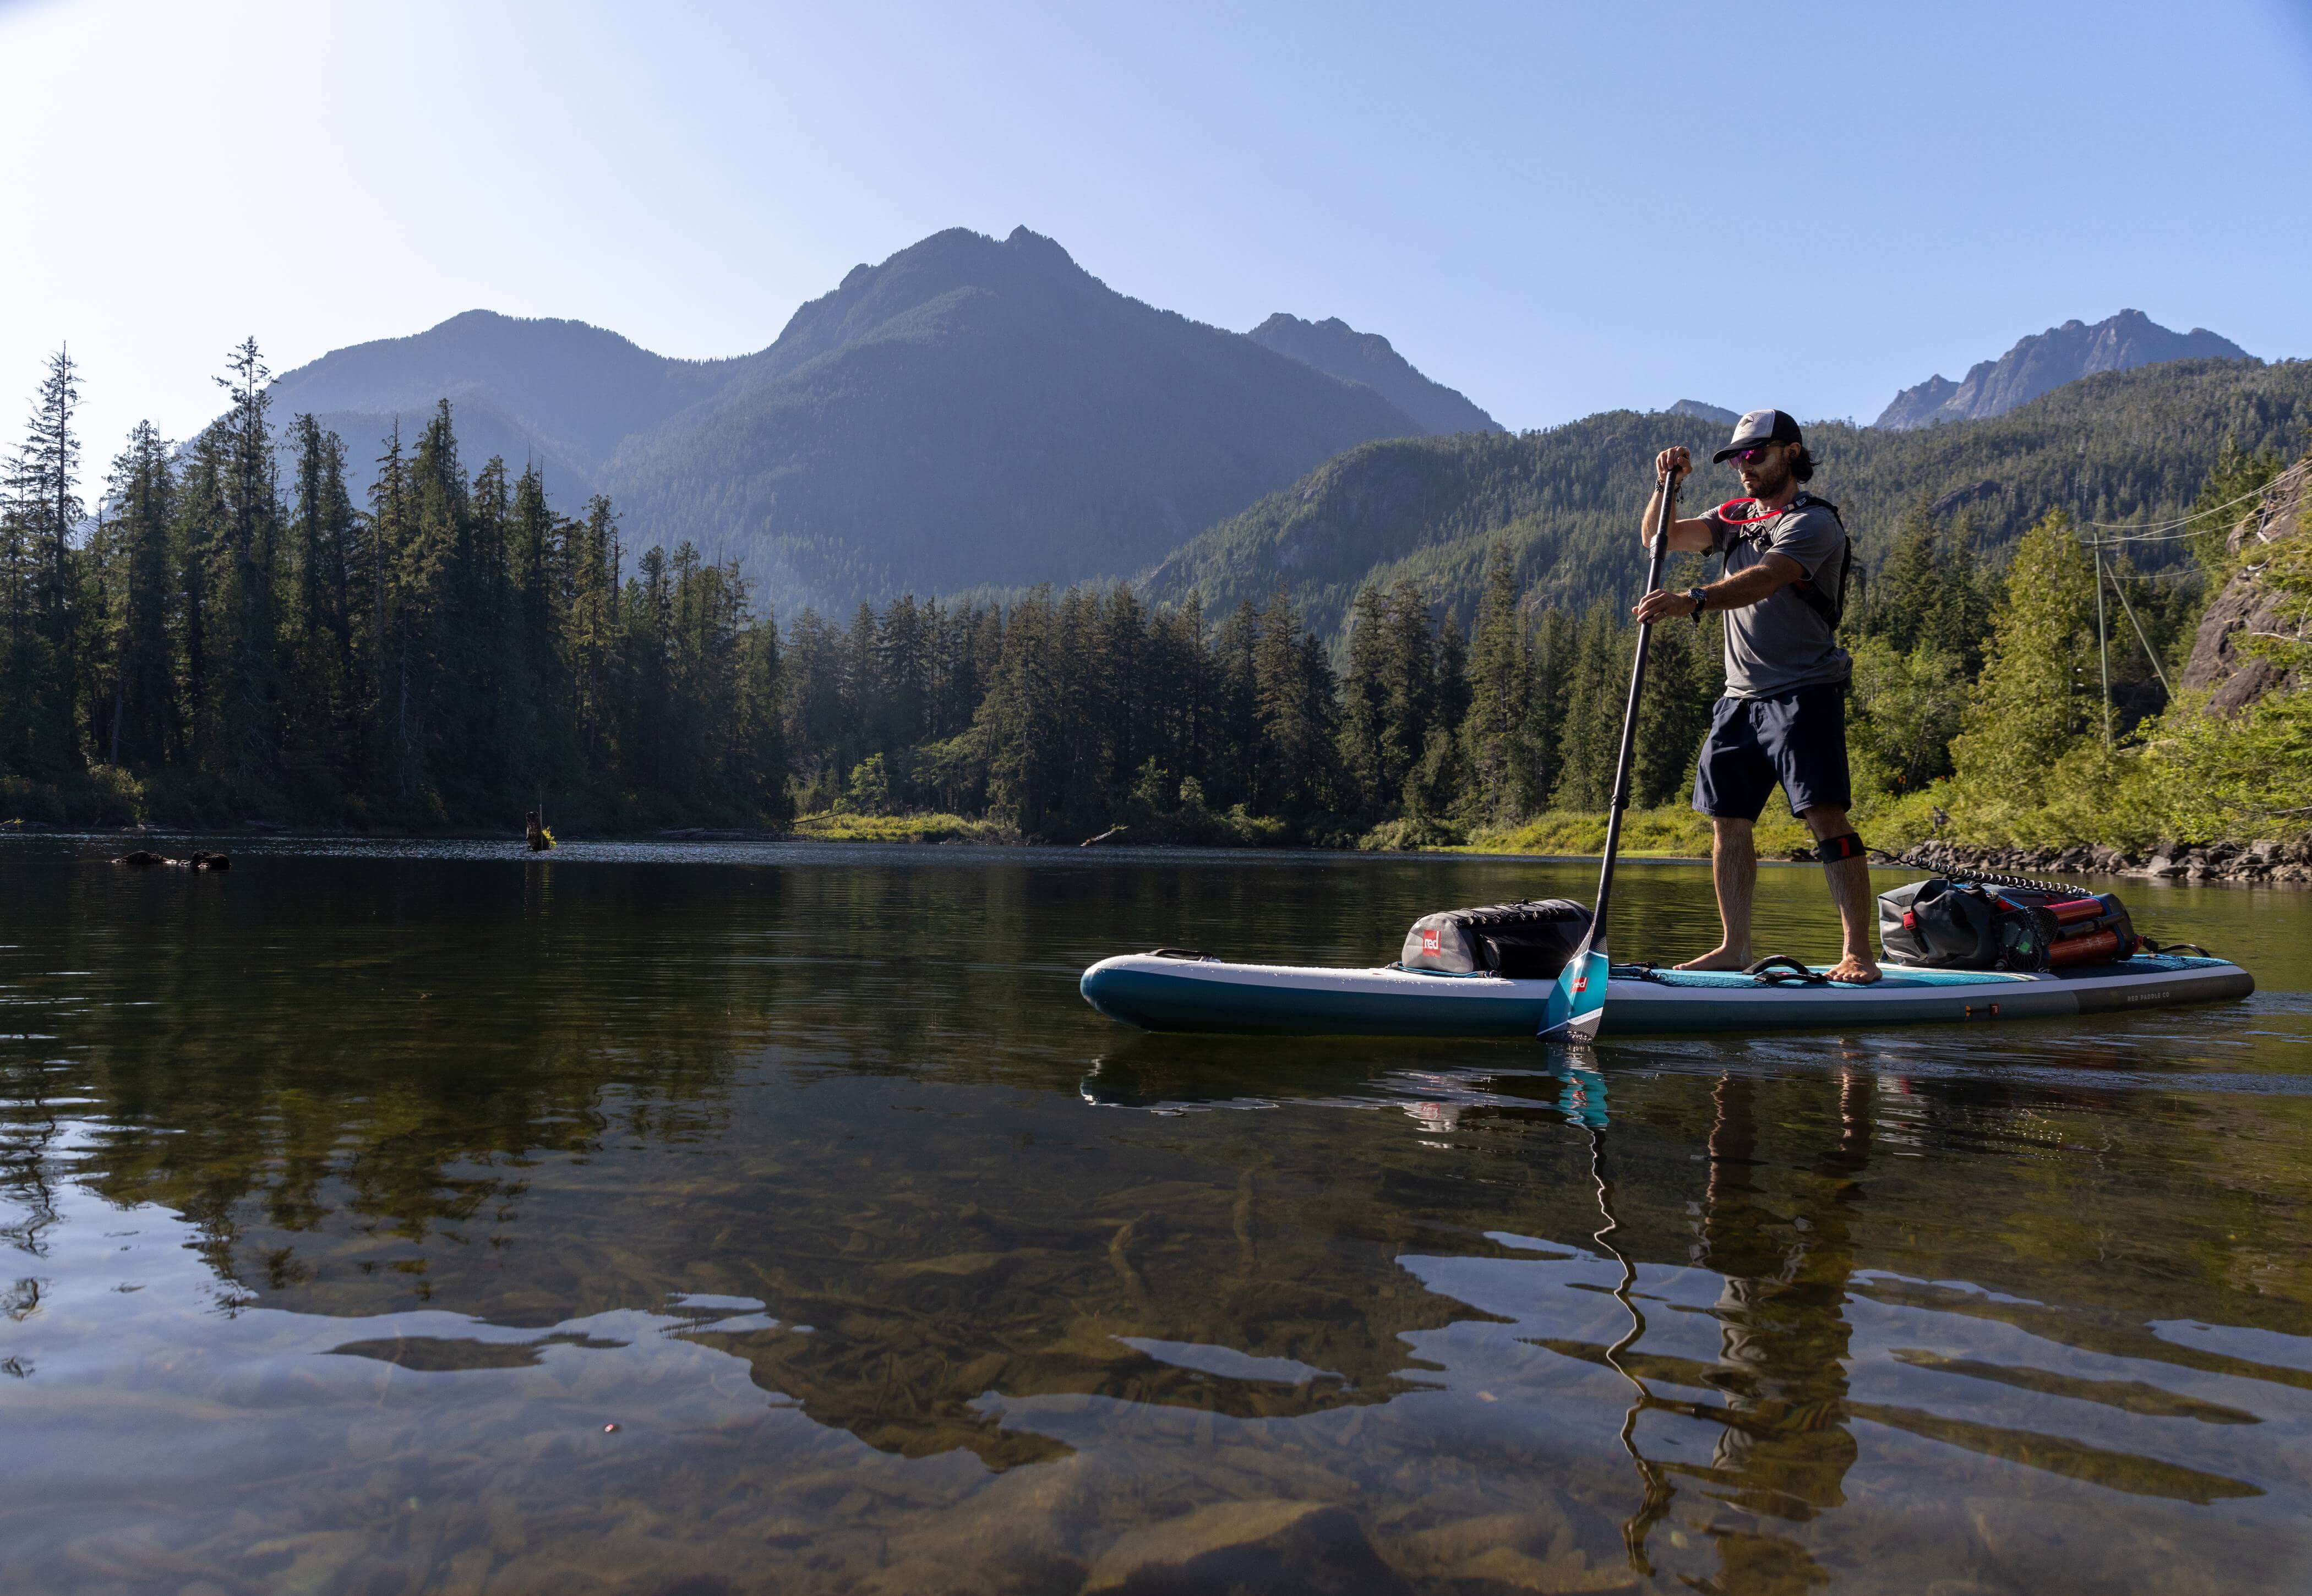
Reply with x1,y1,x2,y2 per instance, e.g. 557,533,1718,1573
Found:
1,342,2304,868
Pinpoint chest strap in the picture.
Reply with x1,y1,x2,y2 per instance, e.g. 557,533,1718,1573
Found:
1719,492,1852,629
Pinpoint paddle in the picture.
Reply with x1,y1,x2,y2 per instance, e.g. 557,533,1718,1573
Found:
1541,466,1681,1042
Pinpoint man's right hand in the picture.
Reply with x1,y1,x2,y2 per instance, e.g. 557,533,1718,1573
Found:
1644,447,1718,555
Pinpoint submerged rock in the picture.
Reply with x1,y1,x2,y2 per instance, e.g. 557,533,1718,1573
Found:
1082,1500,1411,1595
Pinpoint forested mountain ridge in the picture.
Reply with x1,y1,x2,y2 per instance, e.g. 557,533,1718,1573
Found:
1245,313,1502,435
1143,357,2312,640
600,227,1425,609
255,227,1430,620
1875,310,2252,429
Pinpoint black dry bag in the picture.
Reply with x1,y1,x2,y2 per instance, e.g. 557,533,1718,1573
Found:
1402,900,1593,979
1878,878,2002,968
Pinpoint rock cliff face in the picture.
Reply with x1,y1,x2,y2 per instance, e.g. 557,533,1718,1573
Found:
1875,310,2250,429
2181,460,2309,712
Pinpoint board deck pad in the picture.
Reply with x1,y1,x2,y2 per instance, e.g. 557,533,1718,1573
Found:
1079,952,2253,1038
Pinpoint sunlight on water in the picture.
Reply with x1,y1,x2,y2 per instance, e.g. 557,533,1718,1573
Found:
2,836,2308,1593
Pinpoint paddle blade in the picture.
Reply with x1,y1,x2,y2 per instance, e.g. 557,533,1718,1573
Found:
1540,936,1610,1042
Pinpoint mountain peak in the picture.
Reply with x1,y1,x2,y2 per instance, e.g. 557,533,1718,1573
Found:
1002,225,1077,267
1246,313,1502,436
1667,399,1739,427
1875,310,2253,429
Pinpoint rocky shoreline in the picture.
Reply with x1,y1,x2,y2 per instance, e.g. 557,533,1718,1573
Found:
1891,837,2312,886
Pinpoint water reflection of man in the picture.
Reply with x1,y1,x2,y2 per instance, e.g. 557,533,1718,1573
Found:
1686,1070,1868,1583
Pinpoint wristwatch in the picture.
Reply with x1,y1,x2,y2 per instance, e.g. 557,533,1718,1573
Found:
1683,587,1709,621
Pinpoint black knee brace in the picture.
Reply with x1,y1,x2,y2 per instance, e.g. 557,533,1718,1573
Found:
1815,833,1866,864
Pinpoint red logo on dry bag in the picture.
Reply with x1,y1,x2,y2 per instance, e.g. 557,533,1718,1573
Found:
1573,976,1588,994
1421,929,1441,954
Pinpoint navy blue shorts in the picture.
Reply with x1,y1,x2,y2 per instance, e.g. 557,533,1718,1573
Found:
1692,686,1852,821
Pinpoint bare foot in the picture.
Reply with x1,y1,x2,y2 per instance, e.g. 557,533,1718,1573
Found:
1675,945,1754,972
1826,954,1881,984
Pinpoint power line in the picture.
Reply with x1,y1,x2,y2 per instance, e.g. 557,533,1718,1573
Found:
2080,460,2308,536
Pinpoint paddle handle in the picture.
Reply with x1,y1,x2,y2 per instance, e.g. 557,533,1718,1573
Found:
1588,472,1680,938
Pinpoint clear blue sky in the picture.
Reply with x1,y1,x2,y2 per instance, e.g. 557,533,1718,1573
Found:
5,0,2309,461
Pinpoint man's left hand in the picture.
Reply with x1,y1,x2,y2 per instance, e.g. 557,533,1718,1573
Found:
1632,588,1699,625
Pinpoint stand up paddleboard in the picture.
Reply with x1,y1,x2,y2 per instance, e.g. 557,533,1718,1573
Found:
1078,950,2253,1038
1079,466,2256,1043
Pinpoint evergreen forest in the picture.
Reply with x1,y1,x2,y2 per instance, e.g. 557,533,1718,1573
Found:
3,342,2304,851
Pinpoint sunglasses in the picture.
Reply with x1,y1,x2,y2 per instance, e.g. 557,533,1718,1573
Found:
1728,445,1779,464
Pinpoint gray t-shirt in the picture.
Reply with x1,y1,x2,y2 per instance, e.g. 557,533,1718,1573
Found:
1702,493,1851,698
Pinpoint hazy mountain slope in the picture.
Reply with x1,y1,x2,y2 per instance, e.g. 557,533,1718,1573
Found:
1245,313,1502,435
1875,310,2251,429
1668,399,1739,427
266,310,735,483
1146,359,2312,639
599,228,1427,609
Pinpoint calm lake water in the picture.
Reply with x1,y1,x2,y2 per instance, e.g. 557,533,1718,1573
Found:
2,837,2308,1596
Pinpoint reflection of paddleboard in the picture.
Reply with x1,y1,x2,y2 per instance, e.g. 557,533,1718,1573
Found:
1079,952,2253,1037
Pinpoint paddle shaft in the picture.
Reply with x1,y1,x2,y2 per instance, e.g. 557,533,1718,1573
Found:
1586,475,1680,943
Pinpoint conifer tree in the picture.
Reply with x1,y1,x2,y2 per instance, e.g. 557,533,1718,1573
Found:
735,608,789,818
1092,584,1147,802
1207,600,1262,812
1143,594,1208,791
568,494,621,775
4,348,84,775
977,587,1068,834
1951,510,2097,786
1529,606,1577,804
1378,579,1436,798
1553,600,1626,810
1335,584,1393,811
173,427,228,774
503,463,565,790
1252,584,1337,818
283,414,356,788
781,608,846,807
1460,546,1535,823
1433,611,1469,736
1861,498,1941,654
0,490,29,776
105,422,177,770
213,338,282,799
617,545,668,792
1921,512,1994,677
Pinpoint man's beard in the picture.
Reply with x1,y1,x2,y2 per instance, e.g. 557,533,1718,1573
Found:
1741,459,1794,499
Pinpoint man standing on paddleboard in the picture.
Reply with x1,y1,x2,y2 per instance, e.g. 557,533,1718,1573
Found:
1632,409,1879,983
